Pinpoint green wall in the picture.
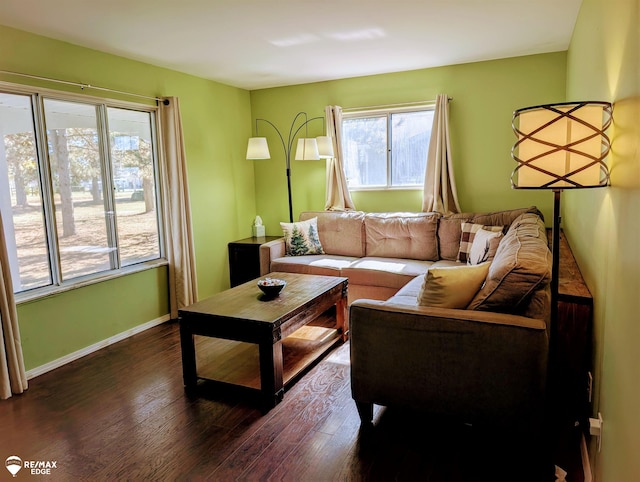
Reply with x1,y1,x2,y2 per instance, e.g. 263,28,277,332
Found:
3,8,638,479
249,52,567,234
0,25,255,371
18,269,169,369
0,25,576,392
564,0,640,480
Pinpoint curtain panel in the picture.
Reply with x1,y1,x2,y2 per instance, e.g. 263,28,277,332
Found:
422,94,461,214
159,97,198,319
0,210,27,399
324,106,356,211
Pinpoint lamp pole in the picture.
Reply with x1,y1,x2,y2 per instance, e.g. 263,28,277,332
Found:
550,189,561,329
253,112,324,223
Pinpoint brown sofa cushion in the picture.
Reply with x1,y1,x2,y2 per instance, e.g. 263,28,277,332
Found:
342,257,434,289
468,213,551,313
270,254,356,277
472,206,543,227
437,215,473,260
300,211,365,257
365,212,439,261
438,206,542,261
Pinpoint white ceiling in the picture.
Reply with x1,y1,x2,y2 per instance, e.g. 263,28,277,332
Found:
0,0,582,90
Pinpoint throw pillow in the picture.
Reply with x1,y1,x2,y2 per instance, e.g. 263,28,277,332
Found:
417,262,491,309
280,217,324,256
457,222,503,264
467,229,504,265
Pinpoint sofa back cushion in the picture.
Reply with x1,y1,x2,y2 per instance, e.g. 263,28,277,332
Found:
520,285,551,322
437,206,542,261
437,213,473,261
364,212,439,261
468,212,552,315
472,206,542,227
299,211,365,257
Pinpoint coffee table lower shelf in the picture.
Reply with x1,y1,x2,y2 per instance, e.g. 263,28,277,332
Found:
194,324,342,392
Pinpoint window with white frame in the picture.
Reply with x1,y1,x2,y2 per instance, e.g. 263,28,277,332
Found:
341,107,434,189
0,88,164,295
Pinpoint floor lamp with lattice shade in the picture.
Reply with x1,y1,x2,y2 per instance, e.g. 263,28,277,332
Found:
510,101,612,328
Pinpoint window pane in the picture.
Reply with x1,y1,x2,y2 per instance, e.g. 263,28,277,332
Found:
342,116,387,187
108,108,160,266
44,99,112,280
0,93,52,292
391,111,433,186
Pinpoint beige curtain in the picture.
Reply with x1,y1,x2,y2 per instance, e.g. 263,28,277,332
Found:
159,97,198,319
324,106,356,211
422,94,461,214
0,210,27,399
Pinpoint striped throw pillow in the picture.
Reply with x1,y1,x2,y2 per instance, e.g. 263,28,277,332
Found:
457,222,503,264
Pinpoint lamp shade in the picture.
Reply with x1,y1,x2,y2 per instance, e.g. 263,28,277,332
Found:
316,136,335,159
246,137,270,159
511,101,612,189
295,138,320,160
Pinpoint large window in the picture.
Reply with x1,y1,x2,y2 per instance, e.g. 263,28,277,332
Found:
0,89,163,296
342,107,434,189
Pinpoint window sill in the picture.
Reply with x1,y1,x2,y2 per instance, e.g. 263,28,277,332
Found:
15,259,169,305
349,186,423,192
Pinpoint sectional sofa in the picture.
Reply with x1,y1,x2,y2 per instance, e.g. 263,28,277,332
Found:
259,207,552,432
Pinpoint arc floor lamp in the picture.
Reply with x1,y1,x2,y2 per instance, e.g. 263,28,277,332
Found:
511,101,612,328
246,112,334,223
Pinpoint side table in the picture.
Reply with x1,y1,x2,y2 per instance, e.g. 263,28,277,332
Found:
228,236,282,287
551,230,594,479
553,229,594,429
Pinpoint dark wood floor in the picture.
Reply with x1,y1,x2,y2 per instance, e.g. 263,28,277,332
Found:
1,321,581,481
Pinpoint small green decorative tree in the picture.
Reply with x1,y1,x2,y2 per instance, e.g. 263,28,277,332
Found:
308,225,323,253
289,226,308,255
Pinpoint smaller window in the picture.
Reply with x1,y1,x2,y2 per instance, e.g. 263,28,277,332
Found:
342,107,434,189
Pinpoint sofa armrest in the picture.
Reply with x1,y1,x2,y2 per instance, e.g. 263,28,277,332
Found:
349,299,548,430
259,238,285,276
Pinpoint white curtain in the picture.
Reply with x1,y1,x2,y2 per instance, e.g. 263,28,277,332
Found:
422,94,461,214
324,106,356,211
0,210,27,399
159,97,198,319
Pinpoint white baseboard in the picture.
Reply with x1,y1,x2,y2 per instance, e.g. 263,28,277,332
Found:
581,432,593,482
26,314,172,380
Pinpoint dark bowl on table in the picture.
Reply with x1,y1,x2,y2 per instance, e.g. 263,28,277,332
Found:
257,278,286,297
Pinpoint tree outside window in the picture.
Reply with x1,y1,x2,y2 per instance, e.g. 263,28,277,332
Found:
0,91,163,295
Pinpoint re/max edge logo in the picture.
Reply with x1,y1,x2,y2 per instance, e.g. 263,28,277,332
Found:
5,456,59,477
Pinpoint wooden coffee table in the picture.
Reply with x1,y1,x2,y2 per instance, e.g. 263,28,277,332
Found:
178,272,348,408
